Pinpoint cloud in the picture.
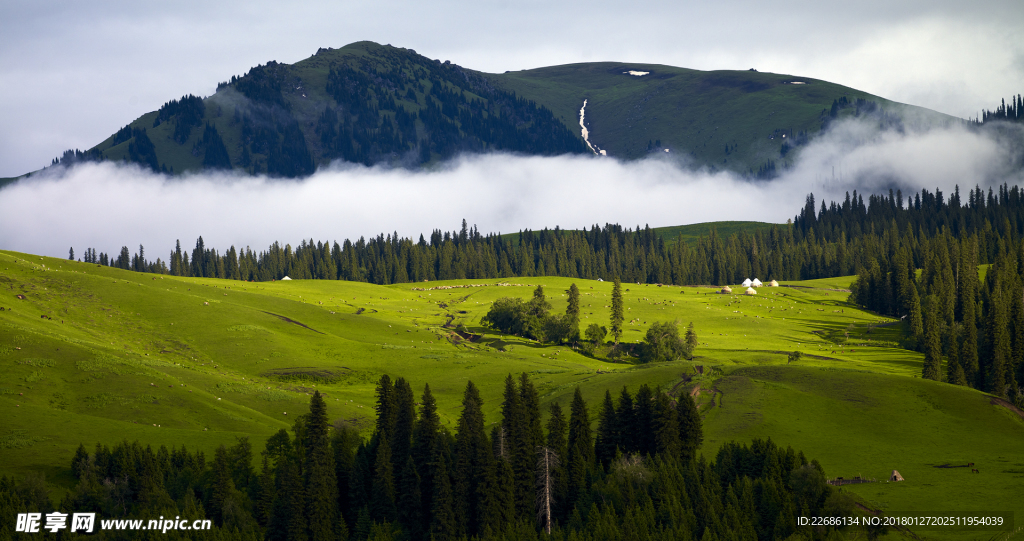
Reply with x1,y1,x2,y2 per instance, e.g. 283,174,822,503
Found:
0,119,1021,260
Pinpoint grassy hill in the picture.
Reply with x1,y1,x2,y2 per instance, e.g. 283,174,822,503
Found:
491,62,954,173
2,250,1021,539
31,41,958,179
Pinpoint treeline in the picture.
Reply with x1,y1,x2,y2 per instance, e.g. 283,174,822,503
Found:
1,375,883,540
78,183,1024,294
980,94,1023,124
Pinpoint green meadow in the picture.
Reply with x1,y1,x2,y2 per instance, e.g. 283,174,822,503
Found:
1,250,1021,539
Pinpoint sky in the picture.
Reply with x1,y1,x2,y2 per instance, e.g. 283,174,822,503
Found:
0,0,1022,178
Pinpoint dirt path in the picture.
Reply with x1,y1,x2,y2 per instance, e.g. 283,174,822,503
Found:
261,311,325,335
991,397,1024,420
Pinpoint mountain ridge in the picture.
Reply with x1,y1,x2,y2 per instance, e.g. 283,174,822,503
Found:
30,41,960,179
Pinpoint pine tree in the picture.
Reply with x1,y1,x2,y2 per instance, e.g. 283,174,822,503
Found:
922,300,942,380
634,384,656,456
68,247,74,261
908,285,924,344
370,435,397,523
615,387,636,454
374,375,398,445
611,278,624,344
545,402,568,523
594,390,617,470
391,377,416,473
305,391,341,541
653,389,681,456
429,442,457,540
566,283,581,343
686,322,698,350
267,458,307,541
566,387,593,512
677,392,703,462
396,454,423,538
453,381,491,536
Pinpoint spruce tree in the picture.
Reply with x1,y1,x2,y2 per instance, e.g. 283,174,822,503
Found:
396,454,423,538
305,391,340,541
922,300,943,380
566,387,593,511
908,286,924,345
677,392,703,462
653,389,681,456
267,458,307,541
391,377,416,472
686,322,698,350
545,402,568,522
411,384,440,528
611,278,624,344
429,445,457,540
453,381,491,536
370,435,397,523
374,375,398,446
594,390,617,470
566,283,581,342
615,387,636,454
633,384,656,456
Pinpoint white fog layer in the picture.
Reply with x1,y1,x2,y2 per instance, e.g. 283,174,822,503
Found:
0,119,1021,259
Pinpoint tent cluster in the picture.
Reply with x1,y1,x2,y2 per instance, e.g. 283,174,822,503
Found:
741,278,764,287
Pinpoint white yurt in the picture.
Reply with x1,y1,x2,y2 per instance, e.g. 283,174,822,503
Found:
281,276,292,281
741,278,753,287
769,279,779,287
745,287,757,295
751,278,763,287
721,286,733,294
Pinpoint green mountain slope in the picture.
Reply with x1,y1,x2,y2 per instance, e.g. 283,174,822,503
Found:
42,41,957,178
491,62,957,174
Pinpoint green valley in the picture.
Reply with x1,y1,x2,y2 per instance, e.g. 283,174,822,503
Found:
2,250,1021,539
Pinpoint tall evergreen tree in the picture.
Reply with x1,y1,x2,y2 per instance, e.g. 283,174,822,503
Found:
305,391,342,541
653,389,681,456
453,381,491,537
677,392,703,462
686,322,699,350
429,444,457,540
544,402,569,523
594,390,617,470
611,278,624,344
369,435,397,523
566,283,581,342
566,388,593,512
922,300,943,381
614,387,636,454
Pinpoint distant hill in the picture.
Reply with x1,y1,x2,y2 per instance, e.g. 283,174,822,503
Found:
35,41,959,178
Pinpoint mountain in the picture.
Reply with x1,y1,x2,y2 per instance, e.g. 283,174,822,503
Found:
40,41,958,178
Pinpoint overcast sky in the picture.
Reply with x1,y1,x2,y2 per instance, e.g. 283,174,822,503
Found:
0,0,1022,177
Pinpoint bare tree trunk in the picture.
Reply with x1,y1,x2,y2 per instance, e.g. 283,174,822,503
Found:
536,446,559,535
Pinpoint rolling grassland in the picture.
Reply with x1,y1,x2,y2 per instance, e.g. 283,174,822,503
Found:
1,250,1020,539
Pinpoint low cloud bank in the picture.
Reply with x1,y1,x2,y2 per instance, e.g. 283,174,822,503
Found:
1,120,1021,259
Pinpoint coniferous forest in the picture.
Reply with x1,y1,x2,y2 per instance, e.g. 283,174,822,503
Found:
77,183,1024,403
1,375,885,541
